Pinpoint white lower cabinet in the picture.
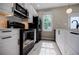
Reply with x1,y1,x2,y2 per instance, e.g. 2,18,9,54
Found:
0,29,19,55
56,29,79,55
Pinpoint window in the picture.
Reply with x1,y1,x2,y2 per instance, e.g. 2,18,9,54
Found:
70,17,79,29
42,15,53,31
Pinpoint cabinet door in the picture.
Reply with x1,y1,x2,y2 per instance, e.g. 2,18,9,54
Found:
56,30,63,53
56,30,66,54
65,34,79,54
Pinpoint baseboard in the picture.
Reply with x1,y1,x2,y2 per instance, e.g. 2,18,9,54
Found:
42,37,54,40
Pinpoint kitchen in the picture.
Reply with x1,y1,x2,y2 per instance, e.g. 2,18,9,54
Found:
0,3,79,55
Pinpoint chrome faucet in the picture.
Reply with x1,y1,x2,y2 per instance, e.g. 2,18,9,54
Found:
72,20,79,29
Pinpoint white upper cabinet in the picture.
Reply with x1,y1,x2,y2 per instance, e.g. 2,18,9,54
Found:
24,4,38,23
0,3,13,16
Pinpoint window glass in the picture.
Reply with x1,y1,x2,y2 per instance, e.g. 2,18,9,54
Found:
70,17,79,29
43,15,53,31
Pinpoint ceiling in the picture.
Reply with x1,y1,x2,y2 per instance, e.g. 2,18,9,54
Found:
31,3,76,10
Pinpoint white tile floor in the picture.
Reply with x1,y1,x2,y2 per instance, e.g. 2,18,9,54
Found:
28,40,61,55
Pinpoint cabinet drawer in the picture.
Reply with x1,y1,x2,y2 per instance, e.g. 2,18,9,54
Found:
0,33,19,39
1,36,19,49
1,38,19,55
1,30,18,36
0,30,19,38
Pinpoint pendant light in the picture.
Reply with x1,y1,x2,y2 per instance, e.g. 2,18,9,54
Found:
66,4,72,14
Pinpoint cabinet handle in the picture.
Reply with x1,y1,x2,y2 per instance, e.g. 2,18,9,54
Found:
58,30,60,35
2,36,12,39
2,31,11,32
